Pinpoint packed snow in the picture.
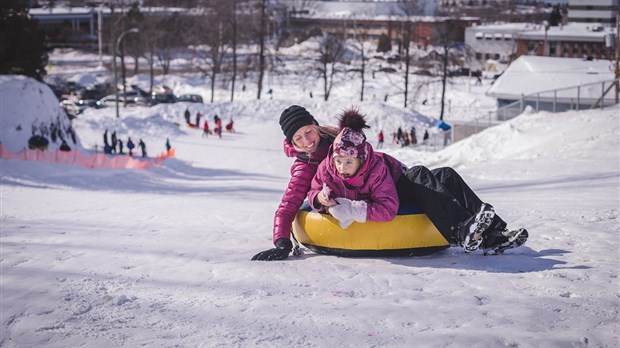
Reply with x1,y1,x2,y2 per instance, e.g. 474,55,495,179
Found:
1,46,619,347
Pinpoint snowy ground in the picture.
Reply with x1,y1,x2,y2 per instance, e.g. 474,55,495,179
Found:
1,48,619,347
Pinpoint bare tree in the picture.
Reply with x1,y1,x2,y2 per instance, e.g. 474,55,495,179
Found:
350,21,371,102
228,0,240,102
432,18,463,120
398,0,423,108
154,15,182,75
316,33,345,101
187,4,229,103
256,0,267,100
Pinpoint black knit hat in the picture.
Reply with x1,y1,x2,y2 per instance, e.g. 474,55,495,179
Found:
279,105,318,142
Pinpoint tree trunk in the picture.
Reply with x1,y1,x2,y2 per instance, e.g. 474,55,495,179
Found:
256,0,266,100
120,43,128,106
133,55,139,75
149,46,154,96
439,49,448,120
360,46,365,102
403,23,411,108
230,7,238,102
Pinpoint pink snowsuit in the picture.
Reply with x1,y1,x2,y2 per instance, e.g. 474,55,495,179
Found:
308,143,404,222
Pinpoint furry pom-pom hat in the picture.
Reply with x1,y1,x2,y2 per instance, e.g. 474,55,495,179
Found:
333,108,370,160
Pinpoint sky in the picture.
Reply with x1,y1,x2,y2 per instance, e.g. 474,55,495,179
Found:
0,45,619,347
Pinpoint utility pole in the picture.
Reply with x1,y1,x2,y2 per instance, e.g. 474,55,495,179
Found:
111,4,119,118
615,7,619,104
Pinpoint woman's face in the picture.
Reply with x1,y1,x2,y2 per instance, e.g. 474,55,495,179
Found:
292,125,320,154
333,155,363,178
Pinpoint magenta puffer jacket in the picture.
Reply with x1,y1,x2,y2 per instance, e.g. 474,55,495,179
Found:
272,136,333,242
308,144,405,222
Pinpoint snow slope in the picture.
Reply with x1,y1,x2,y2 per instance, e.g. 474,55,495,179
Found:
1,70,619,346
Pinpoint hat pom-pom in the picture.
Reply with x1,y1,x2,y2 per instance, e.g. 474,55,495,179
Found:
338,108,370,132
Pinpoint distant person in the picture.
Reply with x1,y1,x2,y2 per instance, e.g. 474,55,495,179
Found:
118,139,124,155
202,120,210,137
166,138,171,152
214,115,222,138
196,111,202,128
377,130,384,149
127,137,135,156
396,127,403,144
138,139,147,158
184,108,191,125
225,118,234,133
67,125,76,144
410,126,417,145
50,123,58,143
59,139,71,152
111,131,118,154
423,129,429,144
103,129,109,147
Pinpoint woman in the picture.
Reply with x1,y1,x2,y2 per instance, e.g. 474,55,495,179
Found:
252,105,338,261
251,106,527,261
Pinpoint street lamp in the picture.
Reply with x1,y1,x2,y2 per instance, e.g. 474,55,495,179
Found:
542,20,550,57
113,28,139,118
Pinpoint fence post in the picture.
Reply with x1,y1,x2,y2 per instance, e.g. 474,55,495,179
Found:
601,81,605,109
553,90,557,112
536,93,540,112
577,86,580,110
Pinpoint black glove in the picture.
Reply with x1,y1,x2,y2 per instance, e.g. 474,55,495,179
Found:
251,238,293,261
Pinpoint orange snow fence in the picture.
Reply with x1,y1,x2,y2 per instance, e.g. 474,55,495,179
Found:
0,144,175,170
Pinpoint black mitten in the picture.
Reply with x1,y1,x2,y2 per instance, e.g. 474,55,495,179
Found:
251,238,293,261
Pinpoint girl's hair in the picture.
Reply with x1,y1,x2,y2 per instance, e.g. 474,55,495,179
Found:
291,124,338,153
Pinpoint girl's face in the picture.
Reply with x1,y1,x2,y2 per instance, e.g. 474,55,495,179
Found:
292,125,320,154
333,155,363,178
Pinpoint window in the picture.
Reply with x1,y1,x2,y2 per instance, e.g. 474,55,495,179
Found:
549,42,557,56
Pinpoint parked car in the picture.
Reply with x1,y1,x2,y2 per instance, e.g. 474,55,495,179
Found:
96,92,147,109
176,94,203,103
59,100,80,119
150,92,177,105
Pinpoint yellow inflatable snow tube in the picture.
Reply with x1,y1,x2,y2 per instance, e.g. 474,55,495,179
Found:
292,202,450,257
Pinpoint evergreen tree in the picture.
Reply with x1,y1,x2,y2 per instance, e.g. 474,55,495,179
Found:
0,1,48,81
376,34,392,53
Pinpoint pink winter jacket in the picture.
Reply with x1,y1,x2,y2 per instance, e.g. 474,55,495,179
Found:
308,144,405,222
272,136,333,242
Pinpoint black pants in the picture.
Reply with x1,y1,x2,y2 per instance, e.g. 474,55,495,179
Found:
396,166,506,245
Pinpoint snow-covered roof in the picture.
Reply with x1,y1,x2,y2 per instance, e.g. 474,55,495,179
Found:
486,56,615,100
516,22,615,42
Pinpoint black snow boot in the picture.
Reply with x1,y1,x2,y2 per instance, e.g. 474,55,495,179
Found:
457,203,496,253
481,228,529,255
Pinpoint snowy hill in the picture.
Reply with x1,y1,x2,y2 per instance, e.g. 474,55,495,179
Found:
1,67,619,346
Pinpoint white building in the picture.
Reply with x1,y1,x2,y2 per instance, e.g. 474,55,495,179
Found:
464,23,534,66
486,55,616,118
568,0,619,25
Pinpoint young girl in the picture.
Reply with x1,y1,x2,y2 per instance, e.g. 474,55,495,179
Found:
308,108,404,229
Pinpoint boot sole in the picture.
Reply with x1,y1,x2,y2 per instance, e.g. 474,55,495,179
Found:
483,228,528,255
463,205,495,253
